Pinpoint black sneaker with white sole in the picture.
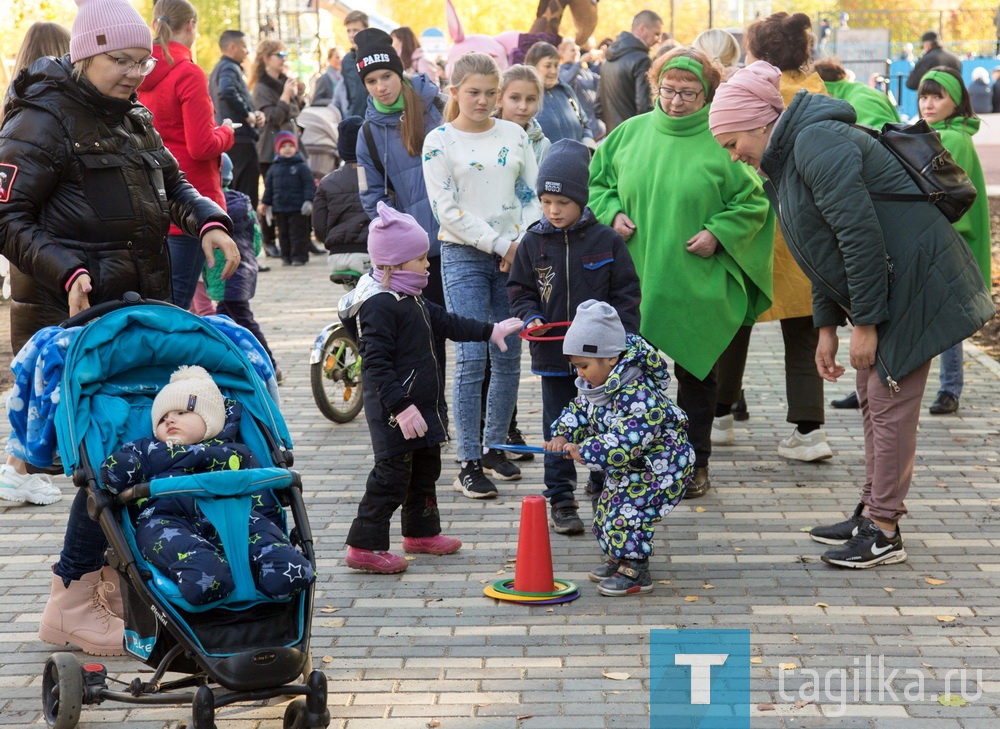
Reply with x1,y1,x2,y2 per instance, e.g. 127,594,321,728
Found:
481,448,522,481
505,426,534,461
820,519,907,569
809,502,865,545
453,460,498,499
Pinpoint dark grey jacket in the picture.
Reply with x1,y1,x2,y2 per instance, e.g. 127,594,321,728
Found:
761,91,994,388
905,45,962,90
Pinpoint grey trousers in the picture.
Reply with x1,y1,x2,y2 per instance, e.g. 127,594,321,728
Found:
857,359,932,525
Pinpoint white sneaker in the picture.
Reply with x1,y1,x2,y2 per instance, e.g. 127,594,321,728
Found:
0,464,63,505
711,414,735,446
777,427,833,462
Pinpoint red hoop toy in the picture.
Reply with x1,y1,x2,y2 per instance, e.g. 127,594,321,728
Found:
518,321,572,341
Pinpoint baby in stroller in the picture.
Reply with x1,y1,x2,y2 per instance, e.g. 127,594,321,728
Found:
100,365,315,607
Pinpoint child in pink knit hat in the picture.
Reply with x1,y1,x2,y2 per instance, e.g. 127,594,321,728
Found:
336,202,522,574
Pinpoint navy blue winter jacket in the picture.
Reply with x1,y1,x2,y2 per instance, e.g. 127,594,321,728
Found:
507,208,641,376
261,153,315,213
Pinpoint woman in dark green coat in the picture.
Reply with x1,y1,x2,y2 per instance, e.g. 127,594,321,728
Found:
709,61,994,570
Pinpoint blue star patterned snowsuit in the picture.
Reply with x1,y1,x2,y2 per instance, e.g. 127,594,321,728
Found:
550,334,694,560
100,399,314,605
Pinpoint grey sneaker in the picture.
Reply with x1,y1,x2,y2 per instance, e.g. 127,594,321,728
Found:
778,427,833,462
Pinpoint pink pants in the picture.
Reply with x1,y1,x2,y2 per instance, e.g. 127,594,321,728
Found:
856,359,932,525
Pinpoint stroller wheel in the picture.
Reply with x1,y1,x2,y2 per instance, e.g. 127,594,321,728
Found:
283,698,308,729
42,653,83,729
191,685,216,729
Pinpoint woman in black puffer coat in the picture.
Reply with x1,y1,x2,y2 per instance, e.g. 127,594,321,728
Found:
0,0,238,659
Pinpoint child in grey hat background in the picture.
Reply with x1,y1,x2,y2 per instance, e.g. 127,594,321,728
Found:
545,300,693,596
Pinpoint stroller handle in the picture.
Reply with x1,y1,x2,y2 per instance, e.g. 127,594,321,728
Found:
60,291,180,329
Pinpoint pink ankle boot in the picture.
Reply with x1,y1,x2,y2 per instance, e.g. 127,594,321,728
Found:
402,535,462,555
344,546,408,574
39,573,125,656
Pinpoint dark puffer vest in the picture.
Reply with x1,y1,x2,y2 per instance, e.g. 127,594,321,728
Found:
0,56,230,350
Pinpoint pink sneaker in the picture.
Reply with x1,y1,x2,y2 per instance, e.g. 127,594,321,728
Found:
402,535,462,555
344,547,408,574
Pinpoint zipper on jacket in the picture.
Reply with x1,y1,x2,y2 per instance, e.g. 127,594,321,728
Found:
417,297,448,438
875,351,899,396
563,230,576,377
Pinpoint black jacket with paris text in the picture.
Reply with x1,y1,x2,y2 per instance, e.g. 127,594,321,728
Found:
507,207,641,376
0,56,230,351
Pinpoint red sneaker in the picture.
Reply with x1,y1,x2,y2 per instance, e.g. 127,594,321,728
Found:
344,547,408,574
402,535,462,555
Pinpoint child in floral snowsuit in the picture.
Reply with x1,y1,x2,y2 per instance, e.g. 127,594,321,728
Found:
546,301,693,596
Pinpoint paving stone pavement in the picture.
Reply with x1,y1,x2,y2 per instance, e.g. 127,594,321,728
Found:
1,258,999,728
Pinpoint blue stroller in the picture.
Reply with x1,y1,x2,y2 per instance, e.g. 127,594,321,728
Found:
30,294,329,729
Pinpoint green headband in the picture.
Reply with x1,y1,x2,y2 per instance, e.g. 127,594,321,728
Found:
659,56,708,94
921,70,962,106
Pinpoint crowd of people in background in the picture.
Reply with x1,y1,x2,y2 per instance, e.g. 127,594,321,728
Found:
0,0,996,651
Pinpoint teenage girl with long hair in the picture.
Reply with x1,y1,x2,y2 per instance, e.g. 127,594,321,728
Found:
494,64,551,164
422,52,541,499
917,67,991,415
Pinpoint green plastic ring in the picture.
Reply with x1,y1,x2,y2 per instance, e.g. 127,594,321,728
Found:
488,578,578,598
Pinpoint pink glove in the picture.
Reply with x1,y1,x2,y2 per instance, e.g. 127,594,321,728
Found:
394,404,427,440
491,317,523,352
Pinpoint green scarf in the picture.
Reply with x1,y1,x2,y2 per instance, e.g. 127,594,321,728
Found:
372,78,412,114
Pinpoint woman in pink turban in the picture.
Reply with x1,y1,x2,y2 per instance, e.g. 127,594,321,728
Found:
710,61,994,570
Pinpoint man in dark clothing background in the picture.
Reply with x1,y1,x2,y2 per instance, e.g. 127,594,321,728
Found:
209,30,265,208
905,31,962,90
334,10,371,119
598,10,663,134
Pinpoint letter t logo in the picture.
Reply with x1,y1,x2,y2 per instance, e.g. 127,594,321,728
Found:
674,653,729,704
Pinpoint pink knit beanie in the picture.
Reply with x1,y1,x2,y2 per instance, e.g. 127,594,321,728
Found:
709,61,785,136
70,0,153,63
367,201,429,266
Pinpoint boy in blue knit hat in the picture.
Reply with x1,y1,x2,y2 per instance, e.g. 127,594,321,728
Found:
507,138,641,536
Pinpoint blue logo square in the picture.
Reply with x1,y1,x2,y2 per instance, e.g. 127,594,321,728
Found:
650,629,750,729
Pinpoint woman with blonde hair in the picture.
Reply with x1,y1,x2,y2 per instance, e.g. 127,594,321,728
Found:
137,0,236,308
691,28,741,79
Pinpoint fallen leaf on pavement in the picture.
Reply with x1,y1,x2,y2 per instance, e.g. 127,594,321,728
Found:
935,615,956,623
757,703,775,711
603,671,631,680
779,662,796,670
684,596,699,602
938,694,968,707
815,602,829,608
924,578,947,585
750,657,763,664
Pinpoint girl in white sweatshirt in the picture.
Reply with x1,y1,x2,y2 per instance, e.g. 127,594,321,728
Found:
422,52,541,499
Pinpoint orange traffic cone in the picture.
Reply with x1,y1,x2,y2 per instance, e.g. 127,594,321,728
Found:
513,495,555,593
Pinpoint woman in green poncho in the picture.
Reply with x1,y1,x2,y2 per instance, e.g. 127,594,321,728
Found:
588,47,775,499
918,67,992,416
814,58,900,127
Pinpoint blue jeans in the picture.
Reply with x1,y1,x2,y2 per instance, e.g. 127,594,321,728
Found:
53,488,107,584
441,243,521,462
167,234,206,309
937,341,963,399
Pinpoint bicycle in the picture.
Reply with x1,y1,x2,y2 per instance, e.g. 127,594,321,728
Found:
309,271,364,423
